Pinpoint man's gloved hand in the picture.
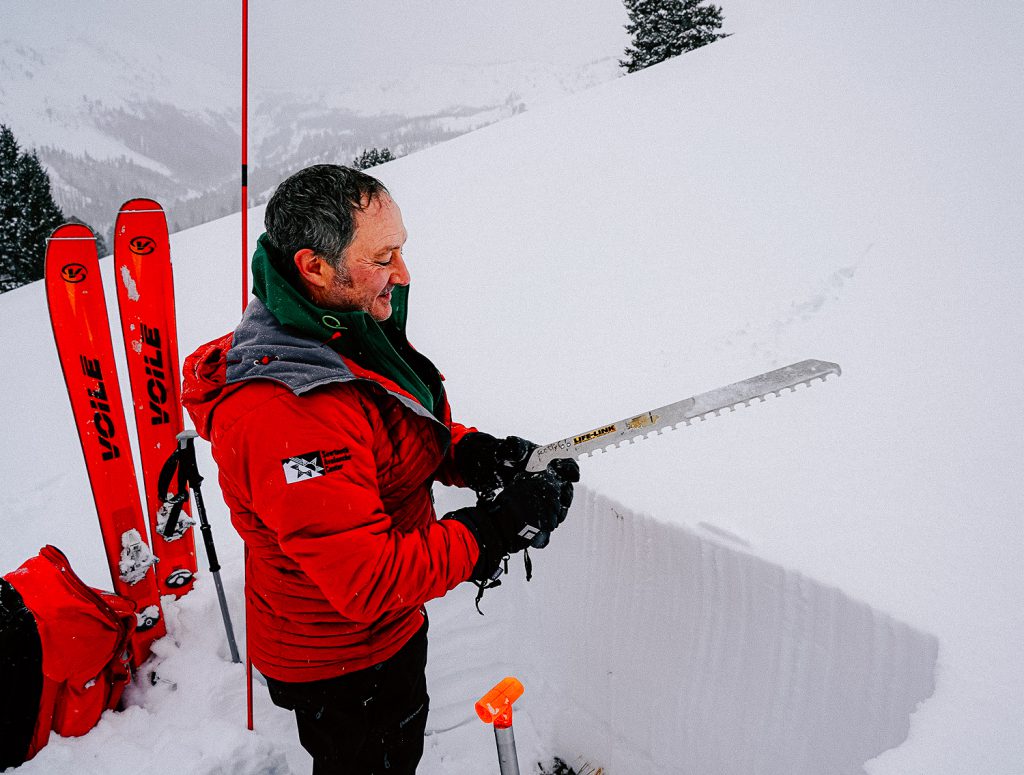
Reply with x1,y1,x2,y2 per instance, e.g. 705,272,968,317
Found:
506,458,579,551
445,458,580,582
454,432,538,497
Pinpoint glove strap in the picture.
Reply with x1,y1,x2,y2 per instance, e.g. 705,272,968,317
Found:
474,577,501,615
473,553,512,614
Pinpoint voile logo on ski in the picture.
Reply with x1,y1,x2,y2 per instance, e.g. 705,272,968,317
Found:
80,355,122,461
129,236,156,255
282,448,351,484
61,263,88,283
140,324,171,425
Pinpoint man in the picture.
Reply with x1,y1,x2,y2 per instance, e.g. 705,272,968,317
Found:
181,164,578,774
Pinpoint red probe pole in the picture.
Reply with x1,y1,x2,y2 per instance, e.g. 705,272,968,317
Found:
242,0,254,733
241,0,249,314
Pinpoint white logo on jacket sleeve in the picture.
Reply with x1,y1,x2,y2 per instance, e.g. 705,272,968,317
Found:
281,448,351,484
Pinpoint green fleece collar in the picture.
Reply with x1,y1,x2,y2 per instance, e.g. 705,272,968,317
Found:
251,233,442,418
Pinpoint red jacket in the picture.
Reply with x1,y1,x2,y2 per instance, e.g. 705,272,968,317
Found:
182,300,479,682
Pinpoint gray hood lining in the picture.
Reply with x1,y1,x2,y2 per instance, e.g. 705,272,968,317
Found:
225,299,441,428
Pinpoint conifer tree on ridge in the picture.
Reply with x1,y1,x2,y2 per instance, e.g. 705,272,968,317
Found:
620,0,729,74
1,124,65,293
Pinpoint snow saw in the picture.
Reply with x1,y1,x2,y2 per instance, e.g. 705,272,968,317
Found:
525,359,841,471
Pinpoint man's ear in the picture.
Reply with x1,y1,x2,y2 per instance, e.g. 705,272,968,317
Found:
293,248,329,289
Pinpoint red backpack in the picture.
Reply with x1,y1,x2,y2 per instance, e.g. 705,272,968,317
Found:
1,545,137,769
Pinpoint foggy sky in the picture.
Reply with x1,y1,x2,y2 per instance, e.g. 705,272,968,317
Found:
3,1,632,97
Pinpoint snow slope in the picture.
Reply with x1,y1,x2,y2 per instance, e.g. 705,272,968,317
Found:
2,1,1023,773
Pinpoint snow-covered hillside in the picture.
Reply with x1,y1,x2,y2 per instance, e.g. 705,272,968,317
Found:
2,1,1023,773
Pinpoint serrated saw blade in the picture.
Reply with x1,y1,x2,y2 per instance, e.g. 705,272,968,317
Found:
525,359,841,471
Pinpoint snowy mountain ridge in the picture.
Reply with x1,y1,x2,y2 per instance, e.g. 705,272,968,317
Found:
1,30,620,246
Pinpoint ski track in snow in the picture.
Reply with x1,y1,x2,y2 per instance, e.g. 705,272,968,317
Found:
719,260,863,366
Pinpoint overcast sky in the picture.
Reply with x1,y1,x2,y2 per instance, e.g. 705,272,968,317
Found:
3,1,633,96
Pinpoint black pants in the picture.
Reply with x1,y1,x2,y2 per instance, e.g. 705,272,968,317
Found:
265,621,429,775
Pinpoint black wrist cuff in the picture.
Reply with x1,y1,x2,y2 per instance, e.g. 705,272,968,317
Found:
443,507,506,582
453,432,501,496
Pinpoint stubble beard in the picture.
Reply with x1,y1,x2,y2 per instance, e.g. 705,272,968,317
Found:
325,259,390,320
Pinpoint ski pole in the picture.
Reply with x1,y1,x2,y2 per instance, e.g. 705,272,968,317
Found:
166,430,242,664
476,676,525,775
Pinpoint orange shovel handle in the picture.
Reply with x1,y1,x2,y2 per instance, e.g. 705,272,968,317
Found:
475,676,524,729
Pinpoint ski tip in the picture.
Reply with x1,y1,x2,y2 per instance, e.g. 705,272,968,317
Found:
118,197,164,214
47,223,95,241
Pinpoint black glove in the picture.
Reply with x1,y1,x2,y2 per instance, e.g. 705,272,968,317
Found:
509,458,579,550
445,458,580,582
454,432,538,497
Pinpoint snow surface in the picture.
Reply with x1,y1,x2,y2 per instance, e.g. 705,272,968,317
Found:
2,1,1024,773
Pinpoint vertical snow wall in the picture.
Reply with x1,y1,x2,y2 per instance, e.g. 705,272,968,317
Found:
503,486,938,774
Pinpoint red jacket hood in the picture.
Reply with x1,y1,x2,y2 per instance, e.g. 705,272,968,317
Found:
181,332,236,441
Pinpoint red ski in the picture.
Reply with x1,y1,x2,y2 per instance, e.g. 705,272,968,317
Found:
45,223,165,665
114,199,197,597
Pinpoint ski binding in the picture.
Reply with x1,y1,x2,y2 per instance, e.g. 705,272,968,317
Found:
156,494,196,541
119,528,157,585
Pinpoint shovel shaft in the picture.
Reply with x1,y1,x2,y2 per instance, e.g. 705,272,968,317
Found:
494,724,520,775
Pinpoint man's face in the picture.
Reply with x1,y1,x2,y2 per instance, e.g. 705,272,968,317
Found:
321,194,410,321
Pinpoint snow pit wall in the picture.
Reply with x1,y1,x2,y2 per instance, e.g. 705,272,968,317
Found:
510,486,939,775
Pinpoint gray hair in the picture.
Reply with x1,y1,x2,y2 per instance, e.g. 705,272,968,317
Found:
264,164,390,287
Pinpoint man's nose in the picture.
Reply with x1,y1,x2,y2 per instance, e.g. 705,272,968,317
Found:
390,251,411,286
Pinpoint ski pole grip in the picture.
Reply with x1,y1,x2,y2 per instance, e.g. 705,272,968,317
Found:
475,676,524,729
176,429,198,446
176,429,204,487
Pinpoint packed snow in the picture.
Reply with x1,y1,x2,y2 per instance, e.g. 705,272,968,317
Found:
2,1,1023,773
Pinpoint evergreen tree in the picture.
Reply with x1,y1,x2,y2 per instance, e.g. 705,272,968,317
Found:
620,0,728,73
15,149,65,283
0,124,65,292
0,125,23,292
352,147,396,170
